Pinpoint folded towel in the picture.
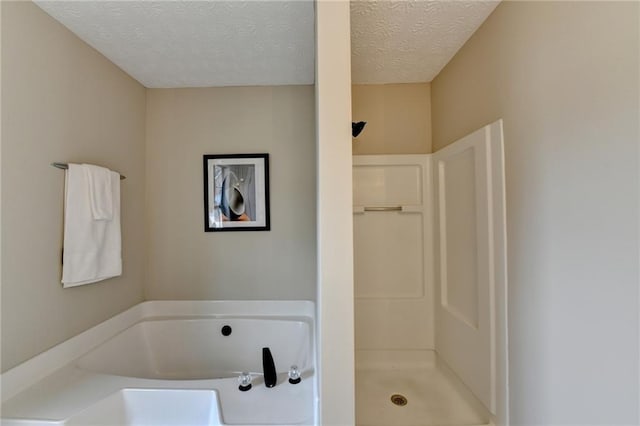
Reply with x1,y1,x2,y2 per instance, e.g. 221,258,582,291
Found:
83,164,113,220
62,163,122,288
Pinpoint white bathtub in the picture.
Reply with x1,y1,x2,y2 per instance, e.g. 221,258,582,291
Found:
77,317,312,380
1,301,316,426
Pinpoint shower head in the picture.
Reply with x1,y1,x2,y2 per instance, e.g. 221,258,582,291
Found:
352,121,367,138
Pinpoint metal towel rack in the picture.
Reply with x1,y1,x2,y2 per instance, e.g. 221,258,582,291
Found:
363,206,403,212
51,162,126,180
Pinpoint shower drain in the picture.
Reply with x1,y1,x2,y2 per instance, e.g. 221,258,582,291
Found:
390,394,408,406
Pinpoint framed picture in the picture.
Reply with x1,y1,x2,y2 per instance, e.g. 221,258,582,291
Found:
203,153,270,232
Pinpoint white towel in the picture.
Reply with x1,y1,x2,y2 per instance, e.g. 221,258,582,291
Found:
62,163,122,288
83,164,113,220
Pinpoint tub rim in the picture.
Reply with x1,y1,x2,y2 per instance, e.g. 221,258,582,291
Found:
1,300,315,403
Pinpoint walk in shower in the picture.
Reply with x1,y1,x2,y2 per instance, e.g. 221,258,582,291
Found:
353,121,507,426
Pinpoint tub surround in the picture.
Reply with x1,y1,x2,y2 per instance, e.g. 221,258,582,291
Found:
1,301,316,426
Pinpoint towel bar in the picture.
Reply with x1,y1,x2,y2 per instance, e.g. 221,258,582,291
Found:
51,162,126,180
363,206,403,212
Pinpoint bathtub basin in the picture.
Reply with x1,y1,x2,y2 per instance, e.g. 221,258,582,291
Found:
76,317,312,380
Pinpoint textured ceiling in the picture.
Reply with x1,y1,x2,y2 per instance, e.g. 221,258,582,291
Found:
34,1,499,88
34,0,316,88
351,1,500,84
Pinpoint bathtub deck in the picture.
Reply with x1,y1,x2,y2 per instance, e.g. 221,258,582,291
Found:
1,365,315,425
356,351,489,426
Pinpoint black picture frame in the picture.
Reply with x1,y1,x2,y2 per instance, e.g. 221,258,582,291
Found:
203,153,270,232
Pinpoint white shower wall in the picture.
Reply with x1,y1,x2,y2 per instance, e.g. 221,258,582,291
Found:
353,155,434,352
432,120,507,418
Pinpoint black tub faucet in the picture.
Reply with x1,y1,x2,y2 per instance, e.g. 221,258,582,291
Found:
262,347,277,388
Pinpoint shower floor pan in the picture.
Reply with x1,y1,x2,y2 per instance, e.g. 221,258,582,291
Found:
356,350,490,426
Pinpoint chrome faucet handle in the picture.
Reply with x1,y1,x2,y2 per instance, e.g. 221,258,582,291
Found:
288,365,301,384
238,372,252,391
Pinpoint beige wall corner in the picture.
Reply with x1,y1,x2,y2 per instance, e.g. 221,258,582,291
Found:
144,86,316,301
316,0,355,424
431,2,639,424
352,83,432,155
1,2,146,372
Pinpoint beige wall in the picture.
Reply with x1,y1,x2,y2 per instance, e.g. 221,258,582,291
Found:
431,2,639,424
352,83,431,155
145,86,316,300
1,2,146,372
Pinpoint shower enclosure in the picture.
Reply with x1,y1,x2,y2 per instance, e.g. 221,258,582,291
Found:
353,120,508,426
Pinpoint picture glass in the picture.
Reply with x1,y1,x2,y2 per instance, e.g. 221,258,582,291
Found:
204,154,269,231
